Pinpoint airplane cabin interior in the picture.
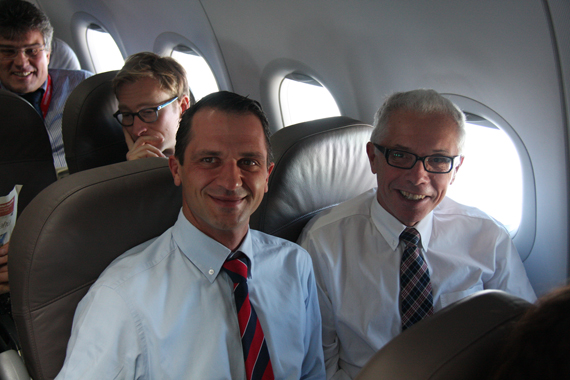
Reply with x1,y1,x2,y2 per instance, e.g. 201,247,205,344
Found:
0,0,568,379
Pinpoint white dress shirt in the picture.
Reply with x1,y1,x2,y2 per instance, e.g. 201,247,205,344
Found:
56,211,325,380
298,188,536,380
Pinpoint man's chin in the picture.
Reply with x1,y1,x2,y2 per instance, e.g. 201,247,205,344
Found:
7,79,41,94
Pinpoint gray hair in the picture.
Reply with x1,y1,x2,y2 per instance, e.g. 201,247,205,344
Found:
371,89,466,154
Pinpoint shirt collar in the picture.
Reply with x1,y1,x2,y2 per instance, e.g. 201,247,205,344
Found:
171,210,254,283
370,190,433,251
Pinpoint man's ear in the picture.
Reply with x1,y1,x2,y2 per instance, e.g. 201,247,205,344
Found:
264,162,275,193
179,95,191,114
169,156,182,186
366,142,378,174
449,156,464,185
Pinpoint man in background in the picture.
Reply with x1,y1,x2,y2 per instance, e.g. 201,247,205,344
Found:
112,52,194,161
0,0,92,171
0,0,92,295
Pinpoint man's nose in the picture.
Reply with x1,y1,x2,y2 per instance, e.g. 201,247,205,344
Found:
131,117,148,136
405,159,430,185
13,50,29,66
217,161,242,191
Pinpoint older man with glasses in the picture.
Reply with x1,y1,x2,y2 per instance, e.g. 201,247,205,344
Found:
298,89,537,380
112,52,194,161
0,0,92,172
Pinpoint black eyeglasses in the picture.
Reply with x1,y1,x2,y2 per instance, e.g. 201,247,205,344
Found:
373,144,461,174
113,96,178,126
0,44,47,61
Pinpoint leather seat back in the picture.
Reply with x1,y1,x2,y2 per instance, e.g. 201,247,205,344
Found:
62,70,127,174
355,290,532,380
0,89,57,215
9,158,181,380
250,116,376,242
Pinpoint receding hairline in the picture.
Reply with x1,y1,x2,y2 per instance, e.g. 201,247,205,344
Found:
180,106,273,163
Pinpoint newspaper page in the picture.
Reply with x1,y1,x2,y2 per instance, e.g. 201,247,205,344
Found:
0,185,21,246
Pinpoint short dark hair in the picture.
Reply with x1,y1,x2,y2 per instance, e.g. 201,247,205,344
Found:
112,52,195,105
0,0,53,49
175,91,273,165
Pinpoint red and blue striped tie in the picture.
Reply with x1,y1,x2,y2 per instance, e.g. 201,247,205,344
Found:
223,256,274,380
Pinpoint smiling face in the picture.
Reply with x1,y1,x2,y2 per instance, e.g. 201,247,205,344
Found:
0,29,50,94
116,76,189,156
169,107,274,249
367,109,463,227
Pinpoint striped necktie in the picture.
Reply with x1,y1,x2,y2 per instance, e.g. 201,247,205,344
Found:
223,256,274,380
400,227,434,331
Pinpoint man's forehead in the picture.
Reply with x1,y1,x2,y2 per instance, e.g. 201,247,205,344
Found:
194,108,264,133
117,77,169,109
0,30,45,46
383,111,460,152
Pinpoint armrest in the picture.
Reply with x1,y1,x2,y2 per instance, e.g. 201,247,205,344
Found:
0,350,29,380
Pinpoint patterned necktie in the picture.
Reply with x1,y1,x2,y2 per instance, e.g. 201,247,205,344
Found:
400,227,434,331
223,256,274,380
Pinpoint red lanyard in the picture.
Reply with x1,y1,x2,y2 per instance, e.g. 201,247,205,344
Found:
40,75,52,119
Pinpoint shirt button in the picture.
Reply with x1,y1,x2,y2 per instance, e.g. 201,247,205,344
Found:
209,269,215,275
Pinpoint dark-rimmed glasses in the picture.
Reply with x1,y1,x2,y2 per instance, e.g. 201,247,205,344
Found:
113,96,178,127
0,44,47,61
373,144,461,174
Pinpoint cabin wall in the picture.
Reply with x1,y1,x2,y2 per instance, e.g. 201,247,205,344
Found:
37,0,569,295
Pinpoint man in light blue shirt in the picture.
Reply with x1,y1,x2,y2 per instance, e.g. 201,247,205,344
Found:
56,91,325,379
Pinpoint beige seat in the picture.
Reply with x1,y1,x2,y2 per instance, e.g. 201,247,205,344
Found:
9,158,181,380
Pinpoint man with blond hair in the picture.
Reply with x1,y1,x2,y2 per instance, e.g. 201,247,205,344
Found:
112,52,194,161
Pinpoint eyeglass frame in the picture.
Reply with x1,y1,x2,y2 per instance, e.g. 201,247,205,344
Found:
0,44,48,61
373,143,461,174
113,96,179,127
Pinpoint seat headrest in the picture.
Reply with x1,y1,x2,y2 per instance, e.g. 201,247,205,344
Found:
355,290,533,380
48,38,81,71
0,89,57,214
63,70,128,174
9,158,181,380
250,116,376,242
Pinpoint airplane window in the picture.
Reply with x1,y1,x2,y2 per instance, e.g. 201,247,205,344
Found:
86,24,124,73
446,113,522,234
279,73,341,127
171,45,219,101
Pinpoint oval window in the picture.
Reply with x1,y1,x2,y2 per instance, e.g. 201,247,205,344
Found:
446,113,523,234
279,73,341,126
171,45,219,101
85,24,124,73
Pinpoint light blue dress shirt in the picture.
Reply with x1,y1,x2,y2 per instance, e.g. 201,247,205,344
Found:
56,211,325,380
